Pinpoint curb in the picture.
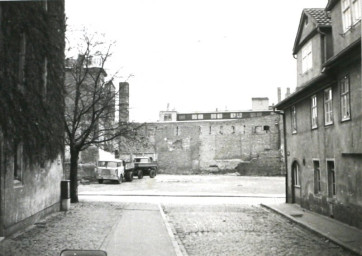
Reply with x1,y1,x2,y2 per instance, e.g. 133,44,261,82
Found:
158,203,188,256
80,193,285,198
261,204,361,256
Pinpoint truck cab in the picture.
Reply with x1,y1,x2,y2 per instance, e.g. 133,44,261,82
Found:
96,159,125,184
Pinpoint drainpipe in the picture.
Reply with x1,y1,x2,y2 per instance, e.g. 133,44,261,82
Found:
273,108,289,203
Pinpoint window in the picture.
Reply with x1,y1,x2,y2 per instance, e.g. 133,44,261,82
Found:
340,75,351,121
311,95,318,129
211,113,222,119
352,0,361,24
302,41,312,73
342,0,361,32
324,88,333,125
192,114,203,120
164,114,172,121
231,113,242,118
14,143,23,183
178,115,185,120
327,161,336,197
314,161,321,194
293,162,300,187
291,106,297,134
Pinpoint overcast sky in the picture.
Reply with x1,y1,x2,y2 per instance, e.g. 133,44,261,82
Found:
65,0,328,122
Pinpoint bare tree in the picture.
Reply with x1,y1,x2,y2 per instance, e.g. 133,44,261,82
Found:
65,31,140,203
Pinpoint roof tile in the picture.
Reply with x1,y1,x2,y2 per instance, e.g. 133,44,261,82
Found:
304,8,331,26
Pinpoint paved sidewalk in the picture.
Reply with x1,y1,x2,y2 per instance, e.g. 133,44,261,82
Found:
262,203,362,256
100,203,180,256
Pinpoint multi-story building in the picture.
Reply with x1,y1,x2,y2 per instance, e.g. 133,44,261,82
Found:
65,55,116,162
275,0,361,228
0,0,65,236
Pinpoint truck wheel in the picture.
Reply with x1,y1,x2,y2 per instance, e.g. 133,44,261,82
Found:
126,171,133,182
98,179,103,184
137,170,143,179
149,170,156,178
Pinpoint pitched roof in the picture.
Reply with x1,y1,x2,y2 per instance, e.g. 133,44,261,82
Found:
293,8,331,54
304,8,331,26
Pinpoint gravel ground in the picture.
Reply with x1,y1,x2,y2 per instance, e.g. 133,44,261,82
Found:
0,202,124,256
163,204,356,256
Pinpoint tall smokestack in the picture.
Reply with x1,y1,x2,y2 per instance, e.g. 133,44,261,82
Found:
277,87,281,103
119,82,129,123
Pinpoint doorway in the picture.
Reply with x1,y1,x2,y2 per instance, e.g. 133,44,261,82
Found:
291,161,301,204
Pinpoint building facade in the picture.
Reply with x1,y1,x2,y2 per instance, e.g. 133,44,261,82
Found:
120,98,285,175
0,0,65,236
275,0,361,228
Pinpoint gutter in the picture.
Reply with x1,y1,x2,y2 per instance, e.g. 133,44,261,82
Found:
272,108,288,203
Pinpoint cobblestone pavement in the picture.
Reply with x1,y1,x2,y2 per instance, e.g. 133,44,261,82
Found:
0,202,125,256
162,204,356,256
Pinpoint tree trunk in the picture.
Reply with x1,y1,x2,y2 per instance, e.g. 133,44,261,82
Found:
69,148,79,203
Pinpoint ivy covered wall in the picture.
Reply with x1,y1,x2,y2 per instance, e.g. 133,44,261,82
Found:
0,0,65,236
0,0,65,164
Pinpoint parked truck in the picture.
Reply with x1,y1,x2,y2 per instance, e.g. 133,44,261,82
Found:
96,159,135,184
133,156,158,179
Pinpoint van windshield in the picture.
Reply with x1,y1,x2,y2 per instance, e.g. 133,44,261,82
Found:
98,161,118,168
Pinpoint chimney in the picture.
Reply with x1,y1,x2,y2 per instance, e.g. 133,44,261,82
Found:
277,87,281,103
119,82,129,123
285,87,291,98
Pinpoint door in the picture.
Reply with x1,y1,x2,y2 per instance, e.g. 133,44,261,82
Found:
291,161,301,204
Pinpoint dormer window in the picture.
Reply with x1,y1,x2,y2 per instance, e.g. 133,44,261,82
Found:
342,0,361,32
302,41,312,73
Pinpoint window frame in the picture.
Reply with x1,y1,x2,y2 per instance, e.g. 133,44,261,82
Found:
352,0,361,24
293,162,300,187
340,75,351,121
230,112,242,119
327,160,336,197
313,160,321,195
342,0,361,32
311,95,318,129
164,113,172,121
301,41,312,73
324,88,333,126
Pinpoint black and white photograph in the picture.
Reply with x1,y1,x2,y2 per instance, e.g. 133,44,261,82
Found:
0,0,361,255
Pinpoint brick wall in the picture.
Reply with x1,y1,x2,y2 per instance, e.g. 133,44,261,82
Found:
120,113,284,176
